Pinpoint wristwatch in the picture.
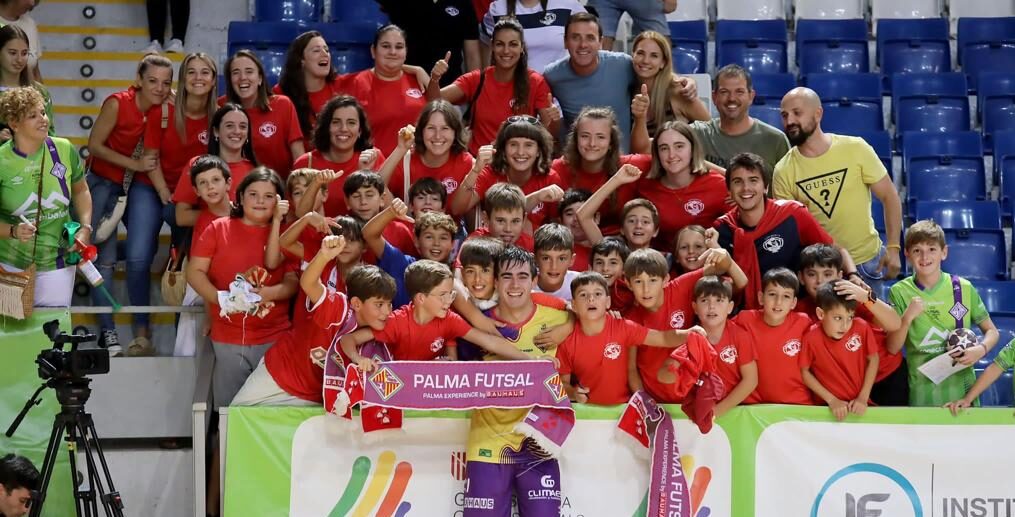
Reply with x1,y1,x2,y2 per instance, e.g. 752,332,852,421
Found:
865,285,878,306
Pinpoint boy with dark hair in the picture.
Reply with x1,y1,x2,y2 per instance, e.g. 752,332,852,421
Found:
733,267,814,405
800,282,880,420
795,243,907,406
888,220,1000,407
408,176,448,217
457,237,505,308
343,169,417,257
340,259,535,368
557,271,706,405
362,198,457,308
558,188,594,271
0,454,39,517
590,237,633,312
533,223,579,301
176,155,233,242
468,182,535,251
624,247,746,402
690,276,758,417
234,236,395,406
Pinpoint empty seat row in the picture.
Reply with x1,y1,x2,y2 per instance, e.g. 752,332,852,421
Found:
669,0,1015,23
254,0,388,24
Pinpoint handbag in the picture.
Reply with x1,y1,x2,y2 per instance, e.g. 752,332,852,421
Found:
160,246,187,306
94,103,169,244
0,150,47,319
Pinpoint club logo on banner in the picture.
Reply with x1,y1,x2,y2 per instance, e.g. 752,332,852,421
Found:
544,373,567,403
811,463,922,517
369,366,404,401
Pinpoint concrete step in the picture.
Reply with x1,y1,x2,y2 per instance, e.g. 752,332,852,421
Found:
34,0,148,30
45,50,185,79
40,27,153,54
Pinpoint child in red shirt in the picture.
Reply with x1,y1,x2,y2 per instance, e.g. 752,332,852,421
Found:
733,267,814,405
559,188,594,272
691,276,758,416
177,156,233,245
466,182,535,252
589,238,633,313
339,260,538,368
623,247,746,402
800,282,880,420
557,272,705,405
343,170,417,258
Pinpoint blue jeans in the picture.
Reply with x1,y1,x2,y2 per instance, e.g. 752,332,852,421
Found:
87,174,173,333
588,0,669,38
857,245,888,294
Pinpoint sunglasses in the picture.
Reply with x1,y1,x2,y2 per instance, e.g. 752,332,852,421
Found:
507,115,539,126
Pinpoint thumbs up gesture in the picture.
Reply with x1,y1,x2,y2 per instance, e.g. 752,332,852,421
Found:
430,50,452,83
537,93,561,125
273,194,290,222
631,83,650,120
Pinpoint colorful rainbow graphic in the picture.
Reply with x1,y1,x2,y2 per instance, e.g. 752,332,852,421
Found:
632,454,712,517
329,451,413,517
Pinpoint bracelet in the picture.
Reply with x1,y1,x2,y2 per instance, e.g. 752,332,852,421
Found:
845,271,861,279
886,244,901,251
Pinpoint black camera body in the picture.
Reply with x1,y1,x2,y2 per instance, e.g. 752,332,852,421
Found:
36,320,110,380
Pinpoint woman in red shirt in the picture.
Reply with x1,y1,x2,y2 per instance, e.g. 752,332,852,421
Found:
378,99,474,207
292,95,384,217
186,167,298,408
174,103,258,230
86,53,173,355
553,106,652,228
346,25,428,156
223,50,304,178
450,116,563,229
276,30,348,150
426,18,558,155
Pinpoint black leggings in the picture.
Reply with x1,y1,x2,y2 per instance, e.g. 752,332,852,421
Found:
146,0,190,43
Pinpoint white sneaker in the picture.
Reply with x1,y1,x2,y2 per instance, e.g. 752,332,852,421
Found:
165,38,184,53
143,40,162,54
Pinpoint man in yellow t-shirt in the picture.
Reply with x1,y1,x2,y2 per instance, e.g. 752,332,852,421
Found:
773,87,904,285
464,246,569,517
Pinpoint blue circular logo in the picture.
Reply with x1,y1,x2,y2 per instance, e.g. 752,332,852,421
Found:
811,463,923,517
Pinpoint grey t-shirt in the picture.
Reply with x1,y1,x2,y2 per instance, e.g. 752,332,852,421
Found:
690,118,790,176
544,51,636,152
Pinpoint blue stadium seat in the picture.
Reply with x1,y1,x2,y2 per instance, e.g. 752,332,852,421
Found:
893,73,970,144
976,369,1014,407
876,18,950,91
978,73,1015,148
958,17,1015,92
871,195,886,231
331,0,389,25
877,229,908,278
748,73,795,128
941,229,1009,281
255,0,322,22
850,131,893,176
974,281,1015,314
806,73,884,133
796,19,869,75
902,130,984,182
715,19,788,74
315,23,377,74
912,200,1002,229
996,130,1015,218
669,20,708,74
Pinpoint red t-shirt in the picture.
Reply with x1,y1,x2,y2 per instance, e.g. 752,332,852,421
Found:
192,208,226,244
90,88,152,186
551,154,649,224
347,71,427,156
371,303,472,360
218,94,303,179
573,244,590,272
799,318,878,403
557,315,650,405
291,149,385,216
467,226,534,252
172,156,254,206
264,289,359,402
453,67,552,155
474,166,565,228
795,298,901,382
390,151,475,208
143,103,209,190
633,171,731,248
624,269,704,402
710,321,756,400
734,309,814,405
190,217,293,344
272,77,349,148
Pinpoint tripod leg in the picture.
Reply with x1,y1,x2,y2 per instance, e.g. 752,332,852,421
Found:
29,416,76,517
64,420,95,517
78,414,124,517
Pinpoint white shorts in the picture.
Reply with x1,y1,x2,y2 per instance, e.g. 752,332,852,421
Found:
1,263,75,308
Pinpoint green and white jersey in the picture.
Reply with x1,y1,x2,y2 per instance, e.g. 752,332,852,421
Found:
0,137,83,271
889,273,989,407
993,340,1015,404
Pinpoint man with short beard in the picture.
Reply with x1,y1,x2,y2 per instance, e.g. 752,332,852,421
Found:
773,87,904,286
689,64,790,177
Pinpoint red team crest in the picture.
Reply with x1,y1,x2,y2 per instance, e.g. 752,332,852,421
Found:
845,334,862,352
198,130,209,145
603,343,622,360
442,177,459,194
684,199,705,216
430,337,446,353
669,311,685,329
259,122,277,138
719,345,738,364
782,339,802,357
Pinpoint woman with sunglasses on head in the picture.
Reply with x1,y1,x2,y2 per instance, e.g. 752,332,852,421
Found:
86,52,173,356
450,116,564,229
377,99,473,208
173,103,258,228
223,50,304,179
0,24,53,143
0,87,91,309
291,95,384,218
427,18,559,155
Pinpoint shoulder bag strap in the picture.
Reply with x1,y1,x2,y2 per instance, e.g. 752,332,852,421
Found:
402,150,412,201
44,138,70,200
29,150,46,264
462,69,487,128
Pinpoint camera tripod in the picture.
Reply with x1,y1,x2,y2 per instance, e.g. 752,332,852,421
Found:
5,324,124,517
